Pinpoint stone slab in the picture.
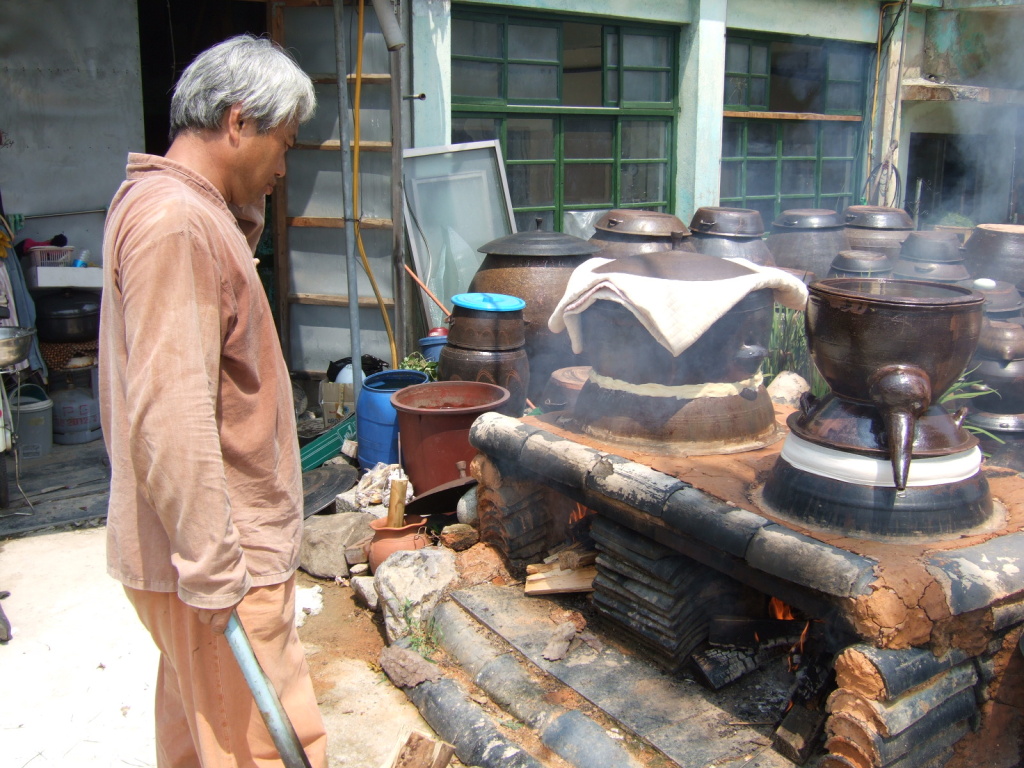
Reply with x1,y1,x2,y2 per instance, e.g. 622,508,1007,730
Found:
452,583,803,768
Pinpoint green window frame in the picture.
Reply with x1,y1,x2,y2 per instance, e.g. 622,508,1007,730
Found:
452,9,677,232
720,118,862,224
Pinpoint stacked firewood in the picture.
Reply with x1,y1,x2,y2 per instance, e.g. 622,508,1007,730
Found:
821,643,978,768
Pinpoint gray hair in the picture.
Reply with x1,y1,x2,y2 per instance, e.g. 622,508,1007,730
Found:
169,34,316,140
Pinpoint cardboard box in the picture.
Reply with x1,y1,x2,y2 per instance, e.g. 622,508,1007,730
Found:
319,381,354,427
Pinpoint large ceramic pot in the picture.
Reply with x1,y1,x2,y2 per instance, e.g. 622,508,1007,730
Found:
843,205,914,260
806,278,984,489
892,230,970,284
470,224,601,403
827,250,893,279
963,223,1024,287
968,279,1024,416
765,208,849,281
689,206,775,266
588,209,695,259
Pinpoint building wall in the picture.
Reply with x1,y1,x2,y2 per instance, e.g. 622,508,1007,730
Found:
0,0,144,260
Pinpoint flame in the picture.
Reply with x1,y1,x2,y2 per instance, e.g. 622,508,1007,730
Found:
769,597,796,621
568,503,594,525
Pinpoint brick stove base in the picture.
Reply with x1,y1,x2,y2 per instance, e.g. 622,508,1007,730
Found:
468,410,1024,768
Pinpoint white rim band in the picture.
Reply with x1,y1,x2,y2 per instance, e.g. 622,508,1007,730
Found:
780,432,982,487
587,370,764,400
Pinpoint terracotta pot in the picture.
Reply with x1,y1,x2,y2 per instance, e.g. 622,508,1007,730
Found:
368,515,429,573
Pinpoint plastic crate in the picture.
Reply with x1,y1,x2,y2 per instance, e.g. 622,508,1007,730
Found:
27,246,75,267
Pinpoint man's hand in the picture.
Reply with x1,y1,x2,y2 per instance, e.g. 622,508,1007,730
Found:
194,605,238,635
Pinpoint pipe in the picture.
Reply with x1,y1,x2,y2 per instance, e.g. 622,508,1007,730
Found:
225,611,313,768
333,0,364,401
370,0,406,51
390,29,409,360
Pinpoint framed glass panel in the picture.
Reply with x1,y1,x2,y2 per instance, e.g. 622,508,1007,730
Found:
819,195,851,213
746,199,777,226
781,159,816,195
508,164,554,206
508,64,558,101
821,159,854,194
725,76,749,107
509,24,558,61
518,210,554,231
726,41,750,73
746,161,776,196
621,120,668,159
747,122,777,157
751,45,768,75
452,61,502,99
620,163,665,204
780,197,816,210
453,18,501,57
782,122,816,156
721,161,742,198
623,33,669,67
564,117,614,158
722,121,743,157
822,122,858,156
826,82,862,113
623,71,670,103
452,117,500,144
749,79,767,108
507,117,555,160
564,163,612,204
829,50,863,76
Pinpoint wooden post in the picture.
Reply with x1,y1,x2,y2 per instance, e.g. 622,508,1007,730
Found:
387,477,408,528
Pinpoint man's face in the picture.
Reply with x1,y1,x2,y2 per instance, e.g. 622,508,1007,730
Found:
234,117,298,206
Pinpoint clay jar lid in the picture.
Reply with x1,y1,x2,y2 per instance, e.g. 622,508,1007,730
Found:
972,278,1024,314
593,249,756,281
899,230,963,263
593,209,691,237
771,208,845,230
843,205,914,230
827,250,893,277
689,206,765,237
478,221,601,258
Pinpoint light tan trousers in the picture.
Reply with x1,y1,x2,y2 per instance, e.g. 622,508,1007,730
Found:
125,578,328,768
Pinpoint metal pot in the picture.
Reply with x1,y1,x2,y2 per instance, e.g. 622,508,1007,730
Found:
34,290,100,342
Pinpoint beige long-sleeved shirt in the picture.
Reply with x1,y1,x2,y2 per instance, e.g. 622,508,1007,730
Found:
99,153,302,610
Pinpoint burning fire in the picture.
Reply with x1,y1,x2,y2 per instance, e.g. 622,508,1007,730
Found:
769,597,812,671
769,596,796,621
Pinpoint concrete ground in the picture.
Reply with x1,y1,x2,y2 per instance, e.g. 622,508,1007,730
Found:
0,526,433,768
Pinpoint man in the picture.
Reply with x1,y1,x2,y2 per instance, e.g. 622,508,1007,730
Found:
99,35,327,767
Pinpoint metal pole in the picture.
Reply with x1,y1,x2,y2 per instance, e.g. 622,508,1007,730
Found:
390,46,407,360
334,0,363,400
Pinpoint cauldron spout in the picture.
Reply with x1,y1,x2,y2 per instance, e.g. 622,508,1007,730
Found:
869,364,932,491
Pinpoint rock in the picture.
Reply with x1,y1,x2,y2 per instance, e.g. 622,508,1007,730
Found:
542,621,578,661
351,575,379,611
439,523,479,552
300,512,375,579
456,543,514,587
334,488,360,513
379,645,443,688
375,547,458,644
345,535,372,566
767,371,810,407
457,486,479,525
350,563,369,576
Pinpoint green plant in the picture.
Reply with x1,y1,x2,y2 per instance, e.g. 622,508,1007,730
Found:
401,599,441,657
399,351,438,381
940,370,1005,447
764,306,829,399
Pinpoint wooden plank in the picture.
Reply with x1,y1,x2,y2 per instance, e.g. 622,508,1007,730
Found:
524,565,596,595
294,140,392,152
284,216,393,229
309,73,392,85
288,293,396,308
722,110,862,122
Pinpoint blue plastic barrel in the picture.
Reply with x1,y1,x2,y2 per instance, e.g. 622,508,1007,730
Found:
356,369,430,470
418,336,448,362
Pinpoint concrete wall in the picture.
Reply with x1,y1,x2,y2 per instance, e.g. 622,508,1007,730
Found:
0,0,144,261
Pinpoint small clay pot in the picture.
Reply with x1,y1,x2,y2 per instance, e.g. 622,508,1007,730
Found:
368,515,429,573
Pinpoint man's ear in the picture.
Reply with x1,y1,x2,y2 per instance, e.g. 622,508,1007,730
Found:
225,103,246,145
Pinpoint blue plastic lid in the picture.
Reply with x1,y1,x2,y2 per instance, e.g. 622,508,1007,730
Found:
451,293,526,312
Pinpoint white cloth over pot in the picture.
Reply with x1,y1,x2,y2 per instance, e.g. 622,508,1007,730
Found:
548,256,809,357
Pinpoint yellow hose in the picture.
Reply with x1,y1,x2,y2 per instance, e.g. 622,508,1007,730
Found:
353,0,398,367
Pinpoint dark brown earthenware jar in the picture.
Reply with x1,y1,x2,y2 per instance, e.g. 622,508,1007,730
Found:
471,223,600,403
962,223,1024,288
892,230,970,284
765,208,849,280
689,206,775,266
843,205,914,260
588,209,695,259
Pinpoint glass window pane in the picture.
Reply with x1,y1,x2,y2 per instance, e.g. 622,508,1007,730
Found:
751,45,768,75
509,24,558,62
620,162,666,204
826,82,862,113
721,161,742,198
725,76,748,106
829,50,863,77
564,117,614,159
722,121,743,157
452,60,502,99
605,30,619,67
769,41,825,113
747,198,778,226
564,163,612,204
782,122,816,156
726,41,749,73
623,34,670,68
623,70,670,102
782,159,816,195
508,164,554,206
821,159,854,194
452,117,500,144
819,195,850,214
563,22,604,107
452,18,501,58
518,210,554,232
508,64,558,101
780,197,816,210
747,122,777,157
821,123,857,157
506,118,555,160
749,78,767,108
605,70,619,104
621,120,668,159
746,161,776,196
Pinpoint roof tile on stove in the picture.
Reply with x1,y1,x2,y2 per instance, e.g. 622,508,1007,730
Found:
926,532,1024,615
